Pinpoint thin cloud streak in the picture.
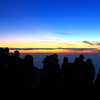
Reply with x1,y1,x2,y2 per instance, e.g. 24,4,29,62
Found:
9,47,97,51
83,41,100,46
53,32,72,35
42,40,74,46
83,41,94,45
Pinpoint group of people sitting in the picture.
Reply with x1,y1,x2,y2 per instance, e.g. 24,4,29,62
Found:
0,47,100,100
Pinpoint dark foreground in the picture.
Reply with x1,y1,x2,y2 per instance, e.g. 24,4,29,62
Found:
0,47,100,100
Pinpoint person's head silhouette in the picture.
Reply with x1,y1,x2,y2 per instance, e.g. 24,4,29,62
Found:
14,50,20,57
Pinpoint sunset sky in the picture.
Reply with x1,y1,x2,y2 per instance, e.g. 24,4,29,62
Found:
0,0,100,53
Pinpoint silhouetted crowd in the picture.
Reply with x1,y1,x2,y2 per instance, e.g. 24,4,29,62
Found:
0,47,100,100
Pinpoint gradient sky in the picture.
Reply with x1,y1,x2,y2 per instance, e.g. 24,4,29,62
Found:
0,0,100,53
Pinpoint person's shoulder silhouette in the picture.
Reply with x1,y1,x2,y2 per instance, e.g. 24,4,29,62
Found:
85,58,95,83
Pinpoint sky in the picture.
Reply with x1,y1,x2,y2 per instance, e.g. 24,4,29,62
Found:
0,0,100,53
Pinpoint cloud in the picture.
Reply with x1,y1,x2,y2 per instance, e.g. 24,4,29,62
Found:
83,41,94,45
53,32,71,35
42,41,53,43
9,47,97,51
57,48,97,51
10,48,56,50
83,41,100,46
96,43,100,46
42,40,74,46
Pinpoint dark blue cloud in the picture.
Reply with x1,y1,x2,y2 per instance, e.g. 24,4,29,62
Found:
96,43,100,46
83,41,94,45
83,41,100,46
9,47,97,51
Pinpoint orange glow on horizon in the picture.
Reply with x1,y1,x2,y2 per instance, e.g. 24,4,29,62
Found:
9,49,100,54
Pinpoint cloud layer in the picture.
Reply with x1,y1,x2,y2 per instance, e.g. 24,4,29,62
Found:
9,47,97,51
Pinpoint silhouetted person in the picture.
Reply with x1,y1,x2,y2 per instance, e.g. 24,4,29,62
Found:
79,54,86,79
4,47,12,59
73,57,80,67
11,50,22,71
94,68,100,84
79,55,86,65
53,53,59,63
0,48,13,99
14,50,20,57
15,54,40,100
36,54,62,100
42,55,49,70
62,57,68,67
0,58,7,99
73,57,83,76
85,59,95,83
61,57,69,74
0,48,10,66
43,54,60,71
61,61,87,100
83,68,100,100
